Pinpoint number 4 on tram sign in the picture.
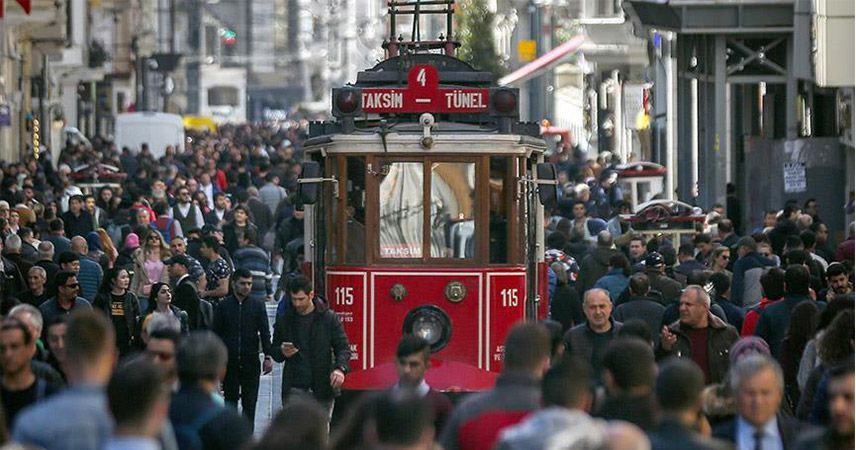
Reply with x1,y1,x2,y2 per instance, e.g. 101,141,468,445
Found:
361,64,490,114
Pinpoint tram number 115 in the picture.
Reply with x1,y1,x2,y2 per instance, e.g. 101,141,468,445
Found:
500,288,519,307
335,287,354,306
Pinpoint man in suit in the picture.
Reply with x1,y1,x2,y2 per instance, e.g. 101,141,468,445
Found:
166,254,212,331
714,354,812,450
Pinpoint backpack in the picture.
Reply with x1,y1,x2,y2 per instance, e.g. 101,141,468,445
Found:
156,217,175,244
173,406,222,450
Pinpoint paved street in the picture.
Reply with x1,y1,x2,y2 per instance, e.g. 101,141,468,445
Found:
251,302,283,437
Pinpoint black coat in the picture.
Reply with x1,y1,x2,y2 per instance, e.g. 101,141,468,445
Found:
173,275,212,331
613,295,666,339
93,290,141,351
271,298,351,401
169,385,252,450
212,294,272,364
550,283,581,332
649,419,732,450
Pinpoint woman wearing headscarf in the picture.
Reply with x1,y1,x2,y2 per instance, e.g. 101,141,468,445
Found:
115,232,139,271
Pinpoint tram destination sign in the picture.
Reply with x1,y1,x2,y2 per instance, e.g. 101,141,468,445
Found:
360,64,490,114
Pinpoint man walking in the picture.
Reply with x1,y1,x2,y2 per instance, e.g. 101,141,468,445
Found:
0,318,61,427
440,322,551,450
648,359,731,450
713,355,811,449
170,331,252,450
271,275,351,420
212,268,272,428
38,272,92,332
658,285,739,384
13,310,116,450
391,334,454,433
167,254,212,331
563,288,623,376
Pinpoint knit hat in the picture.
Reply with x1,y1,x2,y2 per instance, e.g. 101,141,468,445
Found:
124,233,140,250
86,231,102,252
729,336,771,366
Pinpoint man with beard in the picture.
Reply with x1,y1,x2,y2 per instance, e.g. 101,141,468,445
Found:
794,364,854,450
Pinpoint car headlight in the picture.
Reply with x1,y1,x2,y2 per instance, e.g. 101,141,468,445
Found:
403,306,451,352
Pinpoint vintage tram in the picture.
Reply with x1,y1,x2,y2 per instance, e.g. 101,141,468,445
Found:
297,0,556,392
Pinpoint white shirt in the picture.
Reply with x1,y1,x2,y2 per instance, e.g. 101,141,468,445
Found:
201,183,215,210
168,202,205,230
391,379,430,397
736,416,783,450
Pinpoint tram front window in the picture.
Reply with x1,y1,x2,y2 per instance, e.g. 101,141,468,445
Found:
431,162,475,258
379,162,424,258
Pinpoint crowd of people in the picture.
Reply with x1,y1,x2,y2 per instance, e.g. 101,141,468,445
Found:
0,120,848,450
0,121,318,449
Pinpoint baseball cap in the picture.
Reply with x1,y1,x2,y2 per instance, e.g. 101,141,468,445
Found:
645,252,665,267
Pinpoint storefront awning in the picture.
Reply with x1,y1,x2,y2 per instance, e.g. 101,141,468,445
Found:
498,35,586,87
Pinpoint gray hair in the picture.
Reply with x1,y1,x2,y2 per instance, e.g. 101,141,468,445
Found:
729,354,784,394
147,313,181,335
9,304,44,335
38,240,54,259
683,285,711,308
28,266,46,278
584,288,612,305
4,234,21,252
177,331,228,384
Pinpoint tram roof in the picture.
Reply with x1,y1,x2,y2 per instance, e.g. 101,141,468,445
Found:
303,130,545,157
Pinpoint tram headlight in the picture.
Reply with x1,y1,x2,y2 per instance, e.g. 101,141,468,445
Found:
403,306,451,352
333,88,361,116
490,88,518,116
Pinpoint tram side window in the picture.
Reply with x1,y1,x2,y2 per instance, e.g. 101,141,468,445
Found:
345,156,366,264
430,162,476,258
489,157,509,263
379,162,424,259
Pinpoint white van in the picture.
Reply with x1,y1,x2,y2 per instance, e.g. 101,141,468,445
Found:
114,112,185,159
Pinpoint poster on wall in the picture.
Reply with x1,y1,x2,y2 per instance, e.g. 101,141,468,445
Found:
783,162,807,193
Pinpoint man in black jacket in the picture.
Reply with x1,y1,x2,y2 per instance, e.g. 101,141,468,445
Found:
271,274,350,421
167,254,212,331
649,359,731,450
170,331,252,450
563,288,623,377
211,268,272,429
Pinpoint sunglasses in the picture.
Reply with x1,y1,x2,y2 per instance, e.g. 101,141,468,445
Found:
63,283,79,288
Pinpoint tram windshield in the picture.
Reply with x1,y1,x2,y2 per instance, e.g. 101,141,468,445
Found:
324,154,523,266
430,162,475,258
379,162,424,258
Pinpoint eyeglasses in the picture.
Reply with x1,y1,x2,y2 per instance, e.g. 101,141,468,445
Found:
62,283,79,289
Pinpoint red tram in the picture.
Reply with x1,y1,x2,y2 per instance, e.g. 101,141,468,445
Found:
297,0,556,392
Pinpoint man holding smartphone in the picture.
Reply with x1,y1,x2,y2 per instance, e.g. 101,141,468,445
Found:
271,275,351,420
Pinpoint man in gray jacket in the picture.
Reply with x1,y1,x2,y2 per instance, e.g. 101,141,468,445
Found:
495,356,606,450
